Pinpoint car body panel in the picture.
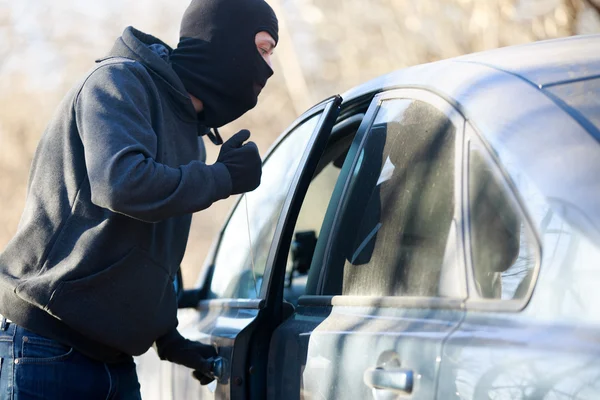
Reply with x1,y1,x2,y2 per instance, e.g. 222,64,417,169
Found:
438,314,600,399
341,34,600,100
454,34,600,88
302,305,462,400
268,298,466,400
545,77,600,137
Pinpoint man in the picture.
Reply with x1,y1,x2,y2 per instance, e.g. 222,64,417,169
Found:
0,0,278,398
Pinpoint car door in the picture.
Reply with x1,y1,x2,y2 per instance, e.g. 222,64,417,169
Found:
436,123,600,399
267,89,468,400
166,96,342,400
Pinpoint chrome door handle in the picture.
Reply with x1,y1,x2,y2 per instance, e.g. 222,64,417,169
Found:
363,367,414,393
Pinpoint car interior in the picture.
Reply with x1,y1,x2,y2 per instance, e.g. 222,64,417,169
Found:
282,111,366,306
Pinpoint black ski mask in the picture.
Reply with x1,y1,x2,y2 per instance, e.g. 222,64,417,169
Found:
171,0,279,128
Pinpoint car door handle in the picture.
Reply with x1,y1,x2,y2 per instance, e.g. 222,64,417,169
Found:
207,356,226,380
363,367,414,393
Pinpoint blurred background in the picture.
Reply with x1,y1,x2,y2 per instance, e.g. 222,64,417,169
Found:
1,0,599,288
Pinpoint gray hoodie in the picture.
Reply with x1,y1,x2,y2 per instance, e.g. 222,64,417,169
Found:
0,27,231,362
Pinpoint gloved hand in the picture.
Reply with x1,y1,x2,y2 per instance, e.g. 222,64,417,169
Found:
216,129,262,195
193,369,217,386
155,329,218,385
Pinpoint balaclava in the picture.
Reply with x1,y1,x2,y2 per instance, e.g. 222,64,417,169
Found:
171,0,279,128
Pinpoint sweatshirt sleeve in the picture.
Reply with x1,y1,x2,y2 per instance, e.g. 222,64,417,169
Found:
75,62,232,223
153,326,185,360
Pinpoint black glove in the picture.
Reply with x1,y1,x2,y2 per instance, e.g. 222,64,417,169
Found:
217,129,262,195
155,329,218,385
193,369,217,385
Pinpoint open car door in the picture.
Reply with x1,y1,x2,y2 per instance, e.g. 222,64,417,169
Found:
171,95,342,399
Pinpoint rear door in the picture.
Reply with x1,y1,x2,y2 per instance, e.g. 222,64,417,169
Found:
172,96,342,400
267,89,468,399
436,123,600,399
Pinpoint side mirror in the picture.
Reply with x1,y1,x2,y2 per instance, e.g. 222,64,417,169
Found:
177,264,215,309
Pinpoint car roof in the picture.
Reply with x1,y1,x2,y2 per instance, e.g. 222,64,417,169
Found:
342,34,600,100
455,34,600,88
340,34,600,239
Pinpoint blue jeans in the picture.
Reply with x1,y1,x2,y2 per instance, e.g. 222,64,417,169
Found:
0,318,142,399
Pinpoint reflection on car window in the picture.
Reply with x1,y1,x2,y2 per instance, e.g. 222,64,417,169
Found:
209,114,321,299
330,98,458,297
468,148,537,299
478,126,600,319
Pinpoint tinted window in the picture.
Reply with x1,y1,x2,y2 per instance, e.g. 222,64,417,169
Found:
209,114,321,299
329,99,458,297
468,147,537,299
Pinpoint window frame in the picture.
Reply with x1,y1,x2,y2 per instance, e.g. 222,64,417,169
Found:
310,88,468,308
463,123,543,312
200,97,341,305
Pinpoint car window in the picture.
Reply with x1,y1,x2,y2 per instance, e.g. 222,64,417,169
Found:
281,113,364,304
209,114,321,299
468,146,538,300
326,98,460,297
284,155,344,304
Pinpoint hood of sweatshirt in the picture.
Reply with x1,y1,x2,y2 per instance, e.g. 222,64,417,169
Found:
98,26,198,125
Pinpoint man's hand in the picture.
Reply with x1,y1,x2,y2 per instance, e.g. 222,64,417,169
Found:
216,129,262,195
193,369,217,385
155,329,218,385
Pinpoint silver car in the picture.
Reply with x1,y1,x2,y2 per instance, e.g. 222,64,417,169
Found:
137,34,600,400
